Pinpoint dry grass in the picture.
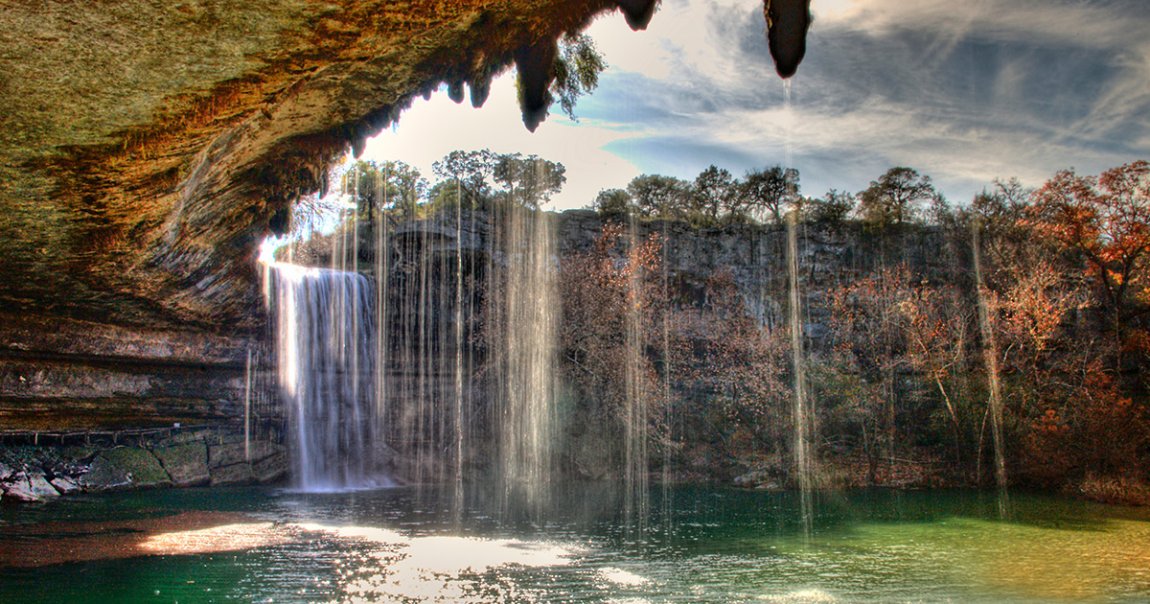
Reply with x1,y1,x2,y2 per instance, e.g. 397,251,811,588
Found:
1072,474,1150,506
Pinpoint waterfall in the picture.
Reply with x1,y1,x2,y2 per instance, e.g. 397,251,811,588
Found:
972,223,1009,516
623,214,650,537
786,211,814,536
271,262,384,491
493,202,558,514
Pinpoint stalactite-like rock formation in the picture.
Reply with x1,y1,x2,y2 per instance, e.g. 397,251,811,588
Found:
764,0,812,79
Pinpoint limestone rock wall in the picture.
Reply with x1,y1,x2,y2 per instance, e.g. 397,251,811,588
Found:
0,0,636,332
0,426,287,503
0,314,277,431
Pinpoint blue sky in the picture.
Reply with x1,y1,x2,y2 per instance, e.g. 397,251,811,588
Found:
363,0,1150,210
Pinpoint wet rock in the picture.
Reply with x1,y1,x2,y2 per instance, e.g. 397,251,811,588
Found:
210,463,254,486
152,443,209,487
615,0,659,30
734,469,783,491
49,475,81,495
3,472,59,502
252,452,288,484
78,447,172,491
733,468,769,487
101,447,172,489
77,455,133,492
208,440,283,469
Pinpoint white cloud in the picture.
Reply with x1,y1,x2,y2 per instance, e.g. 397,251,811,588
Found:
360,0,1147,209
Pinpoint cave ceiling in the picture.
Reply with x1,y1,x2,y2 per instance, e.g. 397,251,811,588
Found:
0,0,804,332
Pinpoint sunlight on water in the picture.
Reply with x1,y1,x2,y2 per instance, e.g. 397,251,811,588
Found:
599,567,652,587
4,488,1150,603
758,588,838,603
294,522,577,602
138,523,286,556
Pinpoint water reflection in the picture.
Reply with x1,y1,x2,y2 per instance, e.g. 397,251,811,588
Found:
3,486,1150,603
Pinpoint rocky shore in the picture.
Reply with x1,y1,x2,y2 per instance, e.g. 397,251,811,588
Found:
0,426,286,503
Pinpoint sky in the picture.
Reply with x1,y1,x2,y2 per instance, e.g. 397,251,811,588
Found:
361,0,1150,210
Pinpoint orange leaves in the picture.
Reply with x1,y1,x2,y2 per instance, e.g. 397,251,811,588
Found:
994,258,1078,359
1027,161,1150,320
1033,408,1069,435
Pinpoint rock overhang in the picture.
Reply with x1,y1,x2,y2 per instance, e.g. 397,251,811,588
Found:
0,0,807,332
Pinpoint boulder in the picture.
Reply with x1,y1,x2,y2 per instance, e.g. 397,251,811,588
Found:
77,454,133,492
3,472,59,502
252,451,288,484
49,475,81,495
79,447,173,491
27,473,60,499
100,447,172,489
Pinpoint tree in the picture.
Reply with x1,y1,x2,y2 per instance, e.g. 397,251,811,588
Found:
829,265,915,477
858,167,936,227
432,149,498,208
491,153,566,209
558,224,669,471
343,160,426,218
552,33,607,122
1026,160,1150,365
742,166,800,223
626,174,691,219
594,188,633,217
692,165,738,225
804,189,854,225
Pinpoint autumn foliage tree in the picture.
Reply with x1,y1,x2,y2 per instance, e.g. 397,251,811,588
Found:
558,223,668,474
858,167,937,228
674,270,793,462
1026,160,1150,370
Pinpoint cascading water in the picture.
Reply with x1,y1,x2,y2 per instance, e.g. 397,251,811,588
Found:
786,210,815,536
971,222,1009,516
624,213,650,537
783,78,815,535
270,262,383,491
493,201,558,514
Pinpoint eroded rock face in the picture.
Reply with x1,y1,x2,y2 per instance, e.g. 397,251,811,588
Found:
0,0,641,333
0,313,260,430
0,427,287,501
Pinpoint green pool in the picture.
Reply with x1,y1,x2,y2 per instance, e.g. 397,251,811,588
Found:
2,486,1148,602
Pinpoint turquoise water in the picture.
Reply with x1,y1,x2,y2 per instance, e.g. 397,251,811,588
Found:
3,486,1149,603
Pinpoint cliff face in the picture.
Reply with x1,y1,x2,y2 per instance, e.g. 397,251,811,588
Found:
290,209,960,482
0,1,656,432
297,209,958,348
